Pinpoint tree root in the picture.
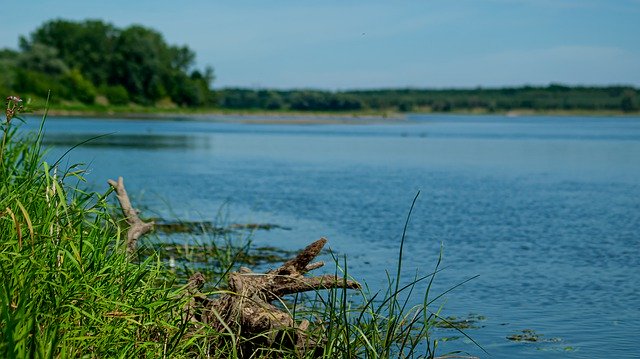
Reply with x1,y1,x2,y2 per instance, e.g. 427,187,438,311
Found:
187,238,361,356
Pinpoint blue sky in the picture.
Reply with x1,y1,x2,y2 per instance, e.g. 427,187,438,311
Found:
2,0,639,89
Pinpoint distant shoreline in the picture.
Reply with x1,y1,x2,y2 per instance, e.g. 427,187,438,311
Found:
35,108,406,125
33,107,639,123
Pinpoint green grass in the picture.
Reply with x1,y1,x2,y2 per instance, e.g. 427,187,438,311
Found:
0,98,479,358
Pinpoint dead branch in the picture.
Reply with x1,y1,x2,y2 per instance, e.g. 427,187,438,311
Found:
108,176,154,254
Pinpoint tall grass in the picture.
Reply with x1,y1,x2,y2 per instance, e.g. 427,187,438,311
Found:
0,97,478,358
288,193,483,358
0,98,204,357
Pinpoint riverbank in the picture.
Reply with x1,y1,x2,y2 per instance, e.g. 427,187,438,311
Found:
29,100,640,123
16,99,640,124
39,108,407,125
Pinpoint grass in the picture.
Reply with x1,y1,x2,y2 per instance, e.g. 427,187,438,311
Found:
0,97,480,358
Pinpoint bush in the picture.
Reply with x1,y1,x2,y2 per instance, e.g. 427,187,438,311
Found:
61,69,96,104
14,69,65,101
103,84,130,105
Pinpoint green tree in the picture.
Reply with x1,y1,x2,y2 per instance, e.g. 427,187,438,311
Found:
620,90,637,113
17,43,68,75
109,25,168,104
13,69,65,101
19,19,215,106
102,85,130,106
25,19,118,86
0,49,19,94
61,69,96,104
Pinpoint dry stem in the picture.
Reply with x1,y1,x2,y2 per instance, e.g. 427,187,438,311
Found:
108,176,154,254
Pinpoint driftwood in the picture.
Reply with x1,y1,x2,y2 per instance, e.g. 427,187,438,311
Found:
109,177,361,355
108,176,154,254
185,238,361,355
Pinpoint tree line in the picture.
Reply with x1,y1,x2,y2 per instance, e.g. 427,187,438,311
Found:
218,85,638,113
0,19,637,113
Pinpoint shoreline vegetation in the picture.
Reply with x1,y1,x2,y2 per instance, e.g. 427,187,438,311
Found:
26,88,640,122
36,103,640,122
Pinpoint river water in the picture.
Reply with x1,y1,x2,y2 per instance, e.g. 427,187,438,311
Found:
24,114,640,358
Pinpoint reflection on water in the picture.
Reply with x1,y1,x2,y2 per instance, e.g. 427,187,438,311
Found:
42,133,210,149
25,114,640,358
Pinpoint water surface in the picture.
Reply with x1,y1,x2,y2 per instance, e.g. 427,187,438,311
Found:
26,114,640,358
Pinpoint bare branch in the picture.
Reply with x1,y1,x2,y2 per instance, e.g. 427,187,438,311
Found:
108,176,154,254
271,237,327,275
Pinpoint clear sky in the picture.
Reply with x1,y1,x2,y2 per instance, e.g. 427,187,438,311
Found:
2,0,639,90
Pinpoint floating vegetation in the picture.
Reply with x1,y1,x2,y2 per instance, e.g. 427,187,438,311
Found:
154,220,228,235
153,219,291,235
507,329,574,352
144,242,296,266
507,329,541,342
236,245,297,265
435,313,487,330
507,329,562,343
228,223,292,231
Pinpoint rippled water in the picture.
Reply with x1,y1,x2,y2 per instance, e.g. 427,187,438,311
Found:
26,114,640,358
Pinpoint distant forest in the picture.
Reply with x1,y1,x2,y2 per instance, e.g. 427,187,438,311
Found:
0,19,214,107
1,19,638,113
217,86,639,113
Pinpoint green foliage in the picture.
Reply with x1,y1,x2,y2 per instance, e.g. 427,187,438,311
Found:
7,19,214,107
620,90,638,112
110,25,169,104
61,69,96,104
0,102,176,357
102,84,130,106
25,19,118,86
0,51,18,97
216,85,640,113
289,90,363,111
17,43,68,75
13,69,65,102
219,89,364,112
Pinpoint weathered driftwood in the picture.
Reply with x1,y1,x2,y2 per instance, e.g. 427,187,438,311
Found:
108,176,154,254
187,238,361,355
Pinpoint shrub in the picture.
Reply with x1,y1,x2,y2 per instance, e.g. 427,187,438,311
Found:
103,84,130,105
61,69,96,104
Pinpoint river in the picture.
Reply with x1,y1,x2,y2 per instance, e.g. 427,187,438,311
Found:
24,113,640,358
